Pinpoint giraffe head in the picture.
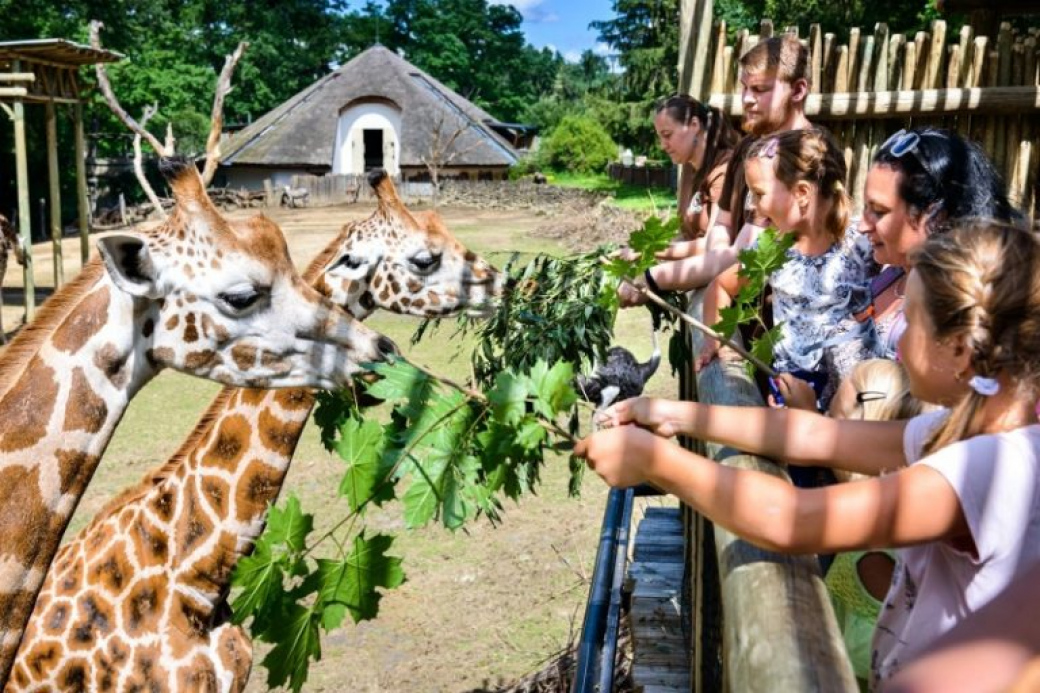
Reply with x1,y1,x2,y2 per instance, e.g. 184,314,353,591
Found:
96,158,397,389
316,170,502,319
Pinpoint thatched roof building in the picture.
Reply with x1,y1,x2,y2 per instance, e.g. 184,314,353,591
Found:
218,45,526,190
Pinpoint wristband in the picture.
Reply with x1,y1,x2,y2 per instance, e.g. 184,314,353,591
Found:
643,268,663,296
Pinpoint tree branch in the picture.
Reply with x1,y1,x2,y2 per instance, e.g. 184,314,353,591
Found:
201,42,248,186
133,104,167,220
89,20,171,157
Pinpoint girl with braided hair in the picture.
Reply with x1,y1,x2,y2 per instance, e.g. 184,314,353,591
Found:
576,221,1040,689
697,128,882,409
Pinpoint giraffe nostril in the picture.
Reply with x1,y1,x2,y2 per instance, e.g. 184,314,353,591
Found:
376,336,400,360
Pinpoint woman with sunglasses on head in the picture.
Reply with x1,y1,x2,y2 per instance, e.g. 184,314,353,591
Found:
770,127,1019,407
576,221,1040,689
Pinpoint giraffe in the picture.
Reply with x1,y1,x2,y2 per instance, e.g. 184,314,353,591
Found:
7,169,501,692
0,214,28,344
0,158,397,689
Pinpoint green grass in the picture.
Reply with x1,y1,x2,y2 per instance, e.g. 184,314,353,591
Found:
546,170,676,212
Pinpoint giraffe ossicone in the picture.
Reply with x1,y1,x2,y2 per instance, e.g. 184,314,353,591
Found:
0,158,396,689
8,171,501,692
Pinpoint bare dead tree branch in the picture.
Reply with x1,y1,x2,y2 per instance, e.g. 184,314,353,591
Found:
201,42,248,186
133,104,167,220
420,113,484,205
89,20,171,158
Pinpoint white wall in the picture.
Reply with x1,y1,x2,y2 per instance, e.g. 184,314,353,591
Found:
333,102,402,176
222,167,301,191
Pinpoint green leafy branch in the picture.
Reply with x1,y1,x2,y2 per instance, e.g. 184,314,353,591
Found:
711,227,795,376
231,357,581,691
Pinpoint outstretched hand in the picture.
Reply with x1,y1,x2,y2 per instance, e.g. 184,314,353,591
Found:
573,424,661,488
594,397,687,438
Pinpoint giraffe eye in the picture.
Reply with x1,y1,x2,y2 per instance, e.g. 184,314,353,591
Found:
409,252,441,275
218,288,263,313
334,254,366,271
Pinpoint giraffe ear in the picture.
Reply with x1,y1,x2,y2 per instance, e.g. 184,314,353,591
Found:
97,234,161,298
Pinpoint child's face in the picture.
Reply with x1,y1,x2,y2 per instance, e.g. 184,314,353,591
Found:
860,165,927,268
745,157,799,232
898,270,969,406
654,111,702,168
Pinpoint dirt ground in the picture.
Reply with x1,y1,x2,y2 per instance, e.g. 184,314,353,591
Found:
0,202,679,692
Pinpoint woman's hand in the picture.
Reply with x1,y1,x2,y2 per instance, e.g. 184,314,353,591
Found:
595,397,687,438
617,279,648,307
695,338,719,372
573,424,661,488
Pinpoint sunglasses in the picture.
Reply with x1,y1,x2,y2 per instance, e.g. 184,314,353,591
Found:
878,129,945,182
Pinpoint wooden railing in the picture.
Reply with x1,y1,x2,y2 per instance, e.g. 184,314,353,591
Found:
679,5,1039,219
678,293,857,692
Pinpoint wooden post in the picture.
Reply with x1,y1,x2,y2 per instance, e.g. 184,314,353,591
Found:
74,102,90,266
45,101,63,287
681,0,715,101
12,61,34,321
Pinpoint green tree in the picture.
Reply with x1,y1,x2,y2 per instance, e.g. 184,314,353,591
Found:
590,0,679,152
540,114,616,174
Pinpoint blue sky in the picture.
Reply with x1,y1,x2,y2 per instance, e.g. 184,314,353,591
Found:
490,0,618,63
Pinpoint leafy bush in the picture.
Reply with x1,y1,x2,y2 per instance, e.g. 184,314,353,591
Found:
540,115,617,174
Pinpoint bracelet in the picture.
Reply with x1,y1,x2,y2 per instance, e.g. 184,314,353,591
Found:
643,268,664,296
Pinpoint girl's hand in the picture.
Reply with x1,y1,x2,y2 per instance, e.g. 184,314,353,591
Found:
617,280,648,307
595,397,685,438
774,373,818,411
695,338,719,372
612,245,641,262
573,425,660,488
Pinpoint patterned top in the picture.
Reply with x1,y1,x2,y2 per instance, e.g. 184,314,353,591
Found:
765,227,881,376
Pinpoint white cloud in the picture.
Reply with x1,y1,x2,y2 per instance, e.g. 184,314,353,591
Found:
593,42,612,56
564,50,582,63
489,0,556,22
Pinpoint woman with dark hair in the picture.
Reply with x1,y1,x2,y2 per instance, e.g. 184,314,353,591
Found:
617,95,740,306
859,127,1019,359
652,94,741,253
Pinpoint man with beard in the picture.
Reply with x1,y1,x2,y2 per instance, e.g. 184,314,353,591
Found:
621,35,815,301
716,34,814,249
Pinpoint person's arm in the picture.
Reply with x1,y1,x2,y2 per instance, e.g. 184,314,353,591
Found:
656,238,708,260
695,263,742,371
574,424,966,554
595,396,909,475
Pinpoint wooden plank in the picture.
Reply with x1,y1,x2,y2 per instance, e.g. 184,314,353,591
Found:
707,85,1040,119
12,85,35,320
45,100,63,287
924,19,947,89
810,24,822,93
760,18,773,40
632,663,692,688
958,24,975,88
822,32,836,92
710,20,727,94
847,28,861,91
74,102,89,264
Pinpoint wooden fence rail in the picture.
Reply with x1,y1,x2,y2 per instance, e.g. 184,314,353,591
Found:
688,12,1039,219
678,292,858,692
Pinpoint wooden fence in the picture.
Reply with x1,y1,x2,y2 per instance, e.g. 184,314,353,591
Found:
683,11,1039,219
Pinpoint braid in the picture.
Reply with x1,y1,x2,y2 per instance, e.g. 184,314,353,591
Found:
915,221,1040,454
749,129,850,239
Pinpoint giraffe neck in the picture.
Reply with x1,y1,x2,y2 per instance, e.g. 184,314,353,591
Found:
128,387,316,612
0,261,156,678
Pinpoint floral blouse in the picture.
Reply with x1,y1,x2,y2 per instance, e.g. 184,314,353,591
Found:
765,227,882,378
